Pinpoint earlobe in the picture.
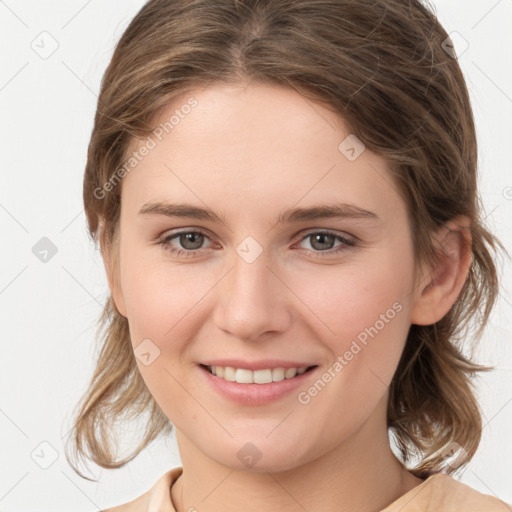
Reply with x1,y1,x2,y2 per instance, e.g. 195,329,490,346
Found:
104,253,128,318
98,218,128,318
410,216,472,326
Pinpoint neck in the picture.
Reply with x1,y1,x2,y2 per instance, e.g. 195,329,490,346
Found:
171,402,423,512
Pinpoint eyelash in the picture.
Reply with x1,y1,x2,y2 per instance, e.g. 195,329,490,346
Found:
156,229,356,258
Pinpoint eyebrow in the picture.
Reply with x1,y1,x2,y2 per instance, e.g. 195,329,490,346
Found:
138,201,380,225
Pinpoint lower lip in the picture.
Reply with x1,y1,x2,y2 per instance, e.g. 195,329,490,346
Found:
198,364,318,406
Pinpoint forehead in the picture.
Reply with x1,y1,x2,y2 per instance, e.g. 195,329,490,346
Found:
120,82,405,225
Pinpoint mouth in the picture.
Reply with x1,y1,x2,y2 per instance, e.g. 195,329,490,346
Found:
199,363,318,384
198,362,320,406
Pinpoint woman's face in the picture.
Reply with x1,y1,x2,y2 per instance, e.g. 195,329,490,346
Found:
110,81,424,472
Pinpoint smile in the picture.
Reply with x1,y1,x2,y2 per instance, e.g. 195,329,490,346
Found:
203,364,316,384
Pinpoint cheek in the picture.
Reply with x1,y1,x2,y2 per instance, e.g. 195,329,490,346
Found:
118,247,208,426
288,258,413,442
290,251,414,398
119,244,210,343
291,252,413,341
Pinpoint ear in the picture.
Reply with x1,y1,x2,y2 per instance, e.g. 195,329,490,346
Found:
410,215,472,326
98,217,127,318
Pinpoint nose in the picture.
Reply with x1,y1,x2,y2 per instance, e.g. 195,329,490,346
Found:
212,246,292,342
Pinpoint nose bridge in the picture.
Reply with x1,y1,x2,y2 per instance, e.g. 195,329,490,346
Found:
231,242,272,300
228,239,275,312
213,238,289,341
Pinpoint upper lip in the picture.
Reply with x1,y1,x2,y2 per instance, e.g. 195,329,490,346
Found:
200,359,317,371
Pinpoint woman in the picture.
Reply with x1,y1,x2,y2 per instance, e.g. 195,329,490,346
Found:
66,0,510,510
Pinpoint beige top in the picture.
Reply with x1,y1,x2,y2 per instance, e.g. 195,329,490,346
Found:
102,466,511,512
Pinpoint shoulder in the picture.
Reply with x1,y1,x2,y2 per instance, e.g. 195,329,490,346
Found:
427,473,510,511
102,495,149,512
101,466,183,512
101,490,151,512
384,473,511,512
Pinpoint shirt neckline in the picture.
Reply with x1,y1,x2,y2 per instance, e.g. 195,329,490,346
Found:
160,467,445,512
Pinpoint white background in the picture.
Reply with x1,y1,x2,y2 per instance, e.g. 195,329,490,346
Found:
1,0,511,510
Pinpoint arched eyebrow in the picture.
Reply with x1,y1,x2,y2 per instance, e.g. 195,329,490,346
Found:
138,201,380,225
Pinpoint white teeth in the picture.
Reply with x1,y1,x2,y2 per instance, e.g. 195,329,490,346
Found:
208,365,310,383
223,366,236,381
253,369,272,384
272,367,285,382
235,368,254,384
284,367,297,379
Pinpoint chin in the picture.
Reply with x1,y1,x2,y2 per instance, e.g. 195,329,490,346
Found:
203,437,309,474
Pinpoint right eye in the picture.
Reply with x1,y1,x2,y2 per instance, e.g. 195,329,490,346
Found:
157,230,215,257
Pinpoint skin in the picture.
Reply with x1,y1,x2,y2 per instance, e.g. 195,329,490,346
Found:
103,81,471,512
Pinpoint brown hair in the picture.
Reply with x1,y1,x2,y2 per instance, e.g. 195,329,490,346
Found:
65,0,504,481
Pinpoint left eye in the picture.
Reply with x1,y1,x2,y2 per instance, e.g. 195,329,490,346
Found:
297,231,355,254
157,229,355,258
